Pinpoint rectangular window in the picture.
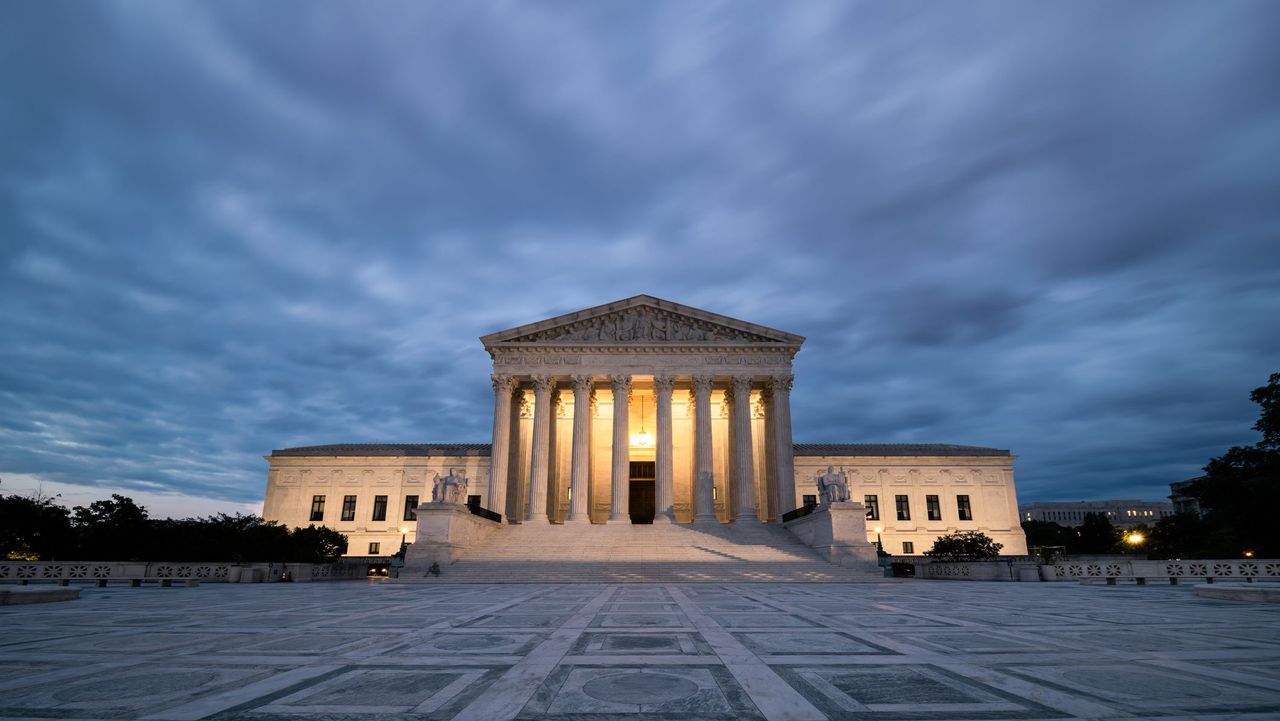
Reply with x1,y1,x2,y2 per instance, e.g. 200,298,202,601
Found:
341,495,357,522
957,495,973,521
371,495,388,522
864,495,879,521
902,541,914,554
404,495,419,521
368,542,380,555
926,495,941,521
802,494,817,507
895,495,910,521
309,495,325,522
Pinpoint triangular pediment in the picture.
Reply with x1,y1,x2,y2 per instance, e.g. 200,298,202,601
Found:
481,295,804,347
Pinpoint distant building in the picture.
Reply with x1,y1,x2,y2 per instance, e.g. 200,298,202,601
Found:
1019,499,1174,528
1168,478,1203,516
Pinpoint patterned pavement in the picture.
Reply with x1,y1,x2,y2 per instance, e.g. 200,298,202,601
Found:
1,580,1278,720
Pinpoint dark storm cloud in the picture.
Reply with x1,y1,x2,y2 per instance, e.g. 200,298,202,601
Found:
1,1,1277,511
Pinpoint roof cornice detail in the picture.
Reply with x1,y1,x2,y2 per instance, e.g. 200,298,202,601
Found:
481,295,804,350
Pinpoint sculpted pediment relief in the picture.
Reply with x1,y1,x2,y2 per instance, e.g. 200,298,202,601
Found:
483,295,804,347
509,307,778,344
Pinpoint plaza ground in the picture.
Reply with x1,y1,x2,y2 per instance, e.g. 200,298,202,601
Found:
1,581,1278,720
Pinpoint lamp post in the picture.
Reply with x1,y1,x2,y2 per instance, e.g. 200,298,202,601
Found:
399,527,409,554
874,526,884,554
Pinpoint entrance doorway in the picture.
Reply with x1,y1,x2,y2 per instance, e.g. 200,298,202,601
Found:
629,460,656,524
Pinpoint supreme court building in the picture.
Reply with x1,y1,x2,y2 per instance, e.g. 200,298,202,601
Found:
264,296,1028,557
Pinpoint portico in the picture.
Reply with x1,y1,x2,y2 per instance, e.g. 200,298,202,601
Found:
481,295,803,525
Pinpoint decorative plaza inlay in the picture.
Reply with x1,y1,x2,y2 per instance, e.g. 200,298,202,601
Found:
1,581,1278,720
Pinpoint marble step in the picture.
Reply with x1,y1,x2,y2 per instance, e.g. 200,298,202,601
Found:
399,519,883,582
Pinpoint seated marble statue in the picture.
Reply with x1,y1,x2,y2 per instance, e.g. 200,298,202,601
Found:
816,466,850,505
430,469,469,506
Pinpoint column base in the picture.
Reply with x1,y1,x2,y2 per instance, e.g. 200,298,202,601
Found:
692,516,721,525
564,516,590,524
526,513,548,523
608,514,628,523
652,514,673,524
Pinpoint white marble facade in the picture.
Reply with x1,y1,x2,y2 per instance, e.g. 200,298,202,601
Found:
263,296,1028,556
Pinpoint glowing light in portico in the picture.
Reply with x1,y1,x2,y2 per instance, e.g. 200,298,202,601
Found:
631,395,653,449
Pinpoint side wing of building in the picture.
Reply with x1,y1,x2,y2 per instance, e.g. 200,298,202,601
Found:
263,444,491,556
794,444,1028,556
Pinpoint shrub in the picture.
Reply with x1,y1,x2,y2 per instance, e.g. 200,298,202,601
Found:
925,531,1003,561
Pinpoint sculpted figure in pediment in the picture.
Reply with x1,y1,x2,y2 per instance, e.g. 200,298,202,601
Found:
509,307,779,344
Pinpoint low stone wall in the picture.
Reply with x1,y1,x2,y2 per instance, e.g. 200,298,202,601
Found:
0,561,364,585
919,558,1043,582
1044,558,1279,584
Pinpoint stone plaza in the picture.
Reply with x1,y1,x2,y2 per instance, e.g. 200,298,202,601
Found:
2,581,1278,720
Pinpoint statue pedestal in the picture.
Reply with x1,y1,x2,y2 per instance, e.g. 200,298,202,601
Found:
402,503,502,574
783,502,880,572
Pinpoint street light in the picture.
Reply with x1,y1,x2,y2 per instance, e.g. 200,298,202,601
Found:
399,527,409,552
1125,531,1145,549
873,526,884,553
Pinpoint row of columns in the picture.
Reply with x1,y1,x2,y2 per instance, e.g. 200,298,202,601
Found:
486,373,796,524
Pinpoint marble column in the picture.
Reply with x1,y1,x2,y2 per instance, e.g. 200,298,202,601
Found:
566,375,593,524
691,375,717,523
525,375,553,523
768,374,797,517
653,375,675,524
760,390,778,522
487,374,515,520
608,374,631,523
729,376,759,523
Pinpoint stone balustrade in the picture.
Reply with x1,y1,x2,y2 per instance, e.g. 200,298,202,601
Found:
917,557,1279,583
0,560,366,585
1045,558,1279,584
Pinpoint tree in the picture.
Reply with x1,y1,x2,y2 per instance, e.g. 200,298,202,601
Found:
289,525,348,562
925,531,1003,561
1021,520,1076,552
1185,372,1280,557
1146,513,1207,559
1075,512,1121,554
71,494,152,560
0,492,73,560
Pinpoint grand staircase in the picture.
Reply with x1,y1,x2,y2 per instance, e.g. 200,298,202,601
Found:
397,521,885,583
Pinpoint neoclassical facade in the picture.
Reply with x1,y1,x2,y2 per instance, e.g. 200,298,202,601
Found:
264,296,1027,556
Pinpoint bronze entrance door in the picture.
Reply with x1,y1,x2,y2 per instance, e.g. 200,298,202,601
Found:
629,460,656,524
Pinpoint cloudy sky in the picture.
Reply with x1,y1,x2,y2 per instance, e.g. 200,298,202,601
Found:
2,2,1277,518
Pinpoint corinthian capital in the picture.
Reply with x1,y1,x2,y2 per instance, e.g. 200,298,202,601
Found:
767,374,794,394
571,375,595,395
609,374,632,398
653,375,675,395
691,375,714,396
491,374,516,394
530,375,554,393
